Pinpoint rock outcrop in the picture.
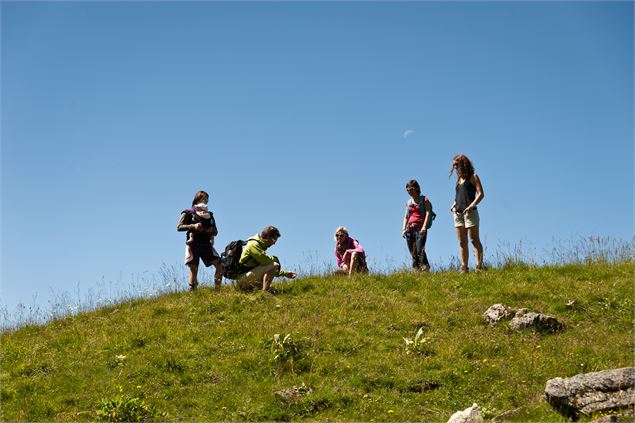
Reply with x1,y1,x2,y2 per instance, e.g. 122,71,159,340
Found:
509,308,564,333
447,403,483,423
545,367,634,420
483,304,515,326
274,383,313,403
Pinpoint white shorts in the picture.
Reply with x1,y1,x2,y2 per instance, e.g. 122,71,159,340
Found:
453,209,480,228
236,262,278,291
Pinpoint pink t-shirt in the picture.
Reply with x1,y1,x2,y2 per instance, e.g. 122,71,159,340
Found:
335,237,366,269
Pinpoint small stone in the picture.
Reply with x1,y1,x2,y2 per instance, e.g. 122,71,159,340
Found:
447,403,483,423
510,310,564,333
483,304,515,326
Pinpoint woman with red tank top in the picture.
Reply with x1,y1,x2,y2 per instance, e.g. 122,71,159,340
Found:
450,154,485,273
401,179,432,271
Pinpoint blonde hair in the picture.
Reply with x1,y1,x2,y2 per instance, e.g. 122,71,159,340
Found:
334,226,349,241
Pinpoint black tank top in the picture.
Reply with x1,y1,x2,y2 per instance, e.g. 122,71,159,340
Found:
455,177,477,213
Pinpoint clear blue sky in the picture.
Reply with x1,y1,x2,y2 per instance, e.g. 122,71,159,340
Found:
2,1,633,313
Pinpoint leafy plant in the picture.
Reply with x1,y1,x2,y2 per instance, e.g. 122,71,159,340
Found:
270,333,307,374
403,327,433,356
96,389,157,422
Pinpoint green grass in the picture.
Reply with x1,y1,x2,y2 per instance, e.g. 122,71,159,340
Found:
1,261,633,422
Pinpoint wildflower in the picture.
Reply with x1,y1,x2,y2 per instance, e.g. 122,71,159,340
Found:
482,358,488,363
387,410,395,414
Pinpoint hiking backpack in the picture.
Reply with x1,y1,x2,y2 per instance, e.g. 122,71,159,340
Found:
407,196,437,229
221,240,247,279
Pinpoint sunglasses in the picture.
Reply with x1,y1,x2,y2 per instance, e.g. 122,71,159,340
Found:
335,233,346,238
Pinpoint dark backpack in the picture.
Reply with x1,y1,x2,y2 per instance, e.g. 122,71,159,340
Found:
221,240,247,279
407,196,437,229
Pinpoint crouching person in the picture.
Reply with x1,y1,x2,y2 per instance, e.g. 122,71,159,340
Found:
334,227,368,276
236,226,296,293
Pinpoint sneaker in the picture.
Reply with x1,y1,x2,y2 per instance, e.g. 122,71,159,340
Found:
475,264,486,272
420,264,430,272
459,265,469,274
189,282,199,291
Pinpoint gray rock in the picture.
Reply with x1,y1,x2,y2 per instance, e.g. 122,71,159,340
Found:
275,383,313,403
447,403,483,423
590,415,618,423
545,367,634,419
483,304,515,326
510,309,564,332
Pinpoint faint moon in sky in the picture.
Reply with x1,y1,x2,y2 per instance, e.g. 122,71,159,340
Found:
403,129,414,139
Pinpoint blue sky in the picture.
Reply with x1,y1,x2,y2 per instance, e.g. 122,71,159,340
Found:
2,1,633,314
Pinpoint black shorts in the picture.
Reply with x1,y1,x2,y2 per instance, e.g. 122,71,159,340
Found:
184,243,220,267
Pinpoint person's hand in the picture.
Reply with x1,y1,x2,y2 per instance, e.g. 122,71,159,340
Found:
402,228,407,238
341,264,349,272
450,205,456,213
193,223,203,231
419,228,427,235
463,206,473,214
286,272,297,279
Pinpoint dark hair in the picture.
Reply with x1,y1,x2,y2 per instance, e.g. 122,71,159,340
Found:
261,226,281,240
192,191,209,206
450,154,475,180
405,180,421,195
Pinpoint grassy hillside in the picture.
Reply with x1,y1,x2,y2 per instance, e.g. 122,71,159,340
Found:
1,262,633,422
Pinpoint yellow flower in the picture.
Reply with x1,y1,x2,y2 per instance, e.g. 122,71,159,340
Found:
387,410,395,413
482,358,488,363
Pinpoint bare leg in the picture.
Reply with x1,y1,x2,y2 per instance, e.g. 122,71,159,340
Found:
262,262,280,291
212,259,223,291
468,226,483,268
349,252,359,276
455,226,469,271
188,263,199,290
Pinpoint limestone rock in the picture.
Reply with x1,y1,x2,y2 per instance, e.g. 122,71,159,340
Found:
274,383,313,403
447,403,484,423
545,367,634,419
510,308,564,332
483,304,515,326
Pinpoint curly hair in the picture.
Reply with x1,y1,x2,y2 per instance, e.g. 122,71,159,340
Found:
450,154,475,181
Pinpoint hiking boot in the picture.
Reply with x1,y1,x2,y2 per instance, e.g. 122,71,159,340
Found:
189,281,199,291
459,265,469,274
420,264,430,272
475,264,486,272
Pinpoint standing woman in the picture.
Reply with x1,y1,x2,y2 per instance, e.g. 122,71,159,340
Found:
402,180,432,271
177,191,223,290
450,154,485,273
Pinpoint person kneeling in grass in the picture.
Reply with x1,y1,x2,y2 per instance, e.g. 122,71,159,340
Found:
235,226,296,293
334,226,368,276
